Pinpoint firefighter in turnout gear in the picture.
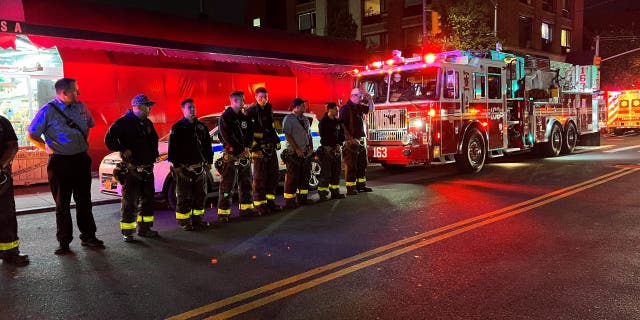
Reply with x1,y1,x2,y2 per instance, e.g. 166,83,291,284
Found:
317,102,346,201
282,98,314,208
0,115,29,266
246,87,283,216
168,98,213,231
340,88,374,195
105,94,160,242
217,91,254,222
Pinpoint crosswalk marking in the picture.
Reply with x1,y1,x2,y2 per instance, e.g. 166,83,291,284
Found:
604,145,640,153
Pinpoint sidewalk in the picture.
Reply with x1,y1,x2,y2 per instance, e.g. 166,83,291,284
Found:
13,177,120,215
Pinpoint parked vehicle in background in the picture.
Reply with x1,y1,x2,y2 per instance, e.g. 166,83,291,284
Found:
605,89,640,136
99,111,320,209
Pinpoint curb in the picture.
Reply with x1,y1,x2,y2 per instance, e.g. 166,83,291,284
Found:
16,198,121,216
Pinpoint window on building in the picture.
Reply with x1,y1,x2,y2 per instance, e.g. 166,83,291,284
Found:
561,29,571,51
519,16,533,48
542,0,555,12
541,22,553,43
253,18,261,27
364,0,382,17
364,34,385,51
404,27,422,49
520,0,533,5
298,11,316,34
560,0,573,18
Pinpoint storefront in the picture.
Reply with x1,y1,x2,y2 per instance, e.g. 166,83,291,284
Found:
0,0,365,182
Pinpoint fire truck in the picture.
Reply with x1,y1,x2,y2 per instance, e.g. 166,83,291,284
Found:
354,50,601,172
605,89,640,135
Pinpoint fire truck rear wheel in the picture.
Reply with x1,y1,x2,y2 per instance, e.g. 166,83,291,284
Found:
613,128,625,136
455,127,486,173
543,123,563,157
561,122,577,154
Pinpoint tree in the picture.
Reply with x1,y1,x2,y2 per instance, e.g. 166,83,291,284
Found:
327,7,358,40
425,0,500,51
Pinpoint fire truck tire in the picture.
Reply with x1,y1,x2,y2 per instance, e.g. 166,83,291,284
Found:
561,122,577,154
542,123,563,157
455,127,486,173
613,128,625,136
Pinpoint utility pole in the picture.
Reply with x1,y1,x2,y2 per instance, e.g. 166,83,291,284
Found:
422,0,427,54
491,0,498,37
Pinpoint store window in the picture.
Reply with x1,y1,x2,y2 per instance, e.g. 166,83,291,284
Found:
0,35,63,146
298,11,316,34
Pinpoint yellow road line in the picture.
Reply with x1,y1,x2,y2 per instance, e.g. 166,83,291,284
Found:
168,168,634,320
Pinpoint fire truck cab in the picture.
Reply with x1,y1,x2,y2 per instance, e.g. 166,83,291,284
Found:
355,50,600,173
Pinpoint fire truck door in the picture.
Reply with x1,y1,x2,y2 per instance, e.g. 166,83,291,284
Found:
440,69,461,155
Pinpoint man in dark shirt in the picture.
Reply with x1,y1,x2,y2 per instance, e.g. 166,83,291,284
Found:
168,98,213,231
217,91,254,222
246,87,282,215
0,115,29,266
339,88,374,195
317,102,346,201
105,94,160,242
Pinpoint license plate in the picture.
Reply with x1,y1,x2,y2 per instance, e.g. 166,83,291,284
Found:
373,147,387,158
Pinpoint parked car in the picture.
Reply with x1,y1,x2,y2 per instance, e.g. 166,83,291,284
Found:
99,110,321,209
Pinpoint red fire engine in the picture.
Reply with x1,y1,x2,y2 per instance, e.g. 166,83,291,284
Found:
605,89,640,135
354,50,601,172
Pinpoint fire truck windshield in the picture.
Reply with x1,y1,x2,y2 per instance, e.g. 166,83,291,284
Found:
358,74,389,104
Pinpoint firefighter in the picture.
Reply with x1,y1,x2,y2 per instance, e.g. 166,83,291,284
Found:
0,115,29,266
217,91,254,222
340,88,374,195
282,98,314,208
246,87,283,215
316,102,346,201
105,94,160,242
168,98,213,231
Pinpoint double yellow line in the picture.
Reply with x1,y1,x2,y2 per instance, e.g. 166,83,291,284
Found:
169,167,638,320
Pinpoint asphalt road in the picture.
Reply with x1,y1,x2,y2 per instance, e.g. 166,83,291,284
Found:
2,132,640,320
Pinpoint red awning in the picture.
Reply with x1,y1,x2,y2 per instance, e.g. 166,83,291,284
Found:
26,35,159,55
0,34,16,49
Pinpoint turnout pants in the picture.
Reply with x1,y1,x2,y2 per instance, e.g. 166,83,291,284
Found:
251,148,279,209
120,164,155,235
283,153,311,201
174,166,207,226
0,173,20,255
47,152,97,244
342,141,368,189
317,146,342,197
217,153,253,217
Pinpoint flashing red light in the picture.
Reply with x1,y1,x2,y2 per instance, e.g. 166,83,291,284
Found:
424,54,436,64
386,59,395,66
436,132,441,140
428,109,436,117
372,61,383,69
353,68,360,74
481,122,488,127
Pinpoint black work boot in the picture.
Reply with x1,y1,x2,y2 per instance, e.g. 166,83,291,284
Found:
356,183,373,193
318,191,330,201
330,189,346,199
267,201,283,213
346,186,358,195
256,204,269,216
1,252,29,266
137,228,159,238
240,208,256,217
297,194,315,205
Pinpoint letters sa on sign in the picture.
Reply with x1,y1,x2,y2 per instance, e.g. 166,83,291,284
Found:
0,20,24,34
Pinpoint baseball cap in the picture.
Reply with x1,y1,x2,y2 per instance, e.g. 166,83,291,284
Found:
291,97,308,107
131,94,156,107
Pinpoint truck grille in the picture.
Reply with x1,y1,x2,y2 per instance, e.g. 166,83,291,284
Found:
367,109,407,141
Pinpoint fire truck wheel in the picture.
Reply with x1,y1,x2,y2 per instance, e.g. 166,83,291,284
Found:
613,128,625,136
455,127,486,173
561,122,577,154
543,123,563,157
